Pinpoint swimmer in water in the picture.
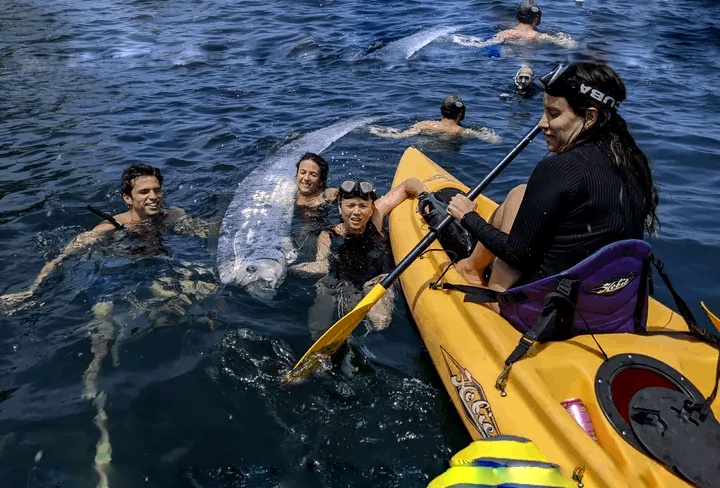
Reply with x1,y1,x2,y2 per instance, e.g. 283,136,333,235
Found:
453,1,577,49
291,177,427,336
0,163,213,309
0,163,217,488
514,66,539,96
295,152,339,210
369,95,501,143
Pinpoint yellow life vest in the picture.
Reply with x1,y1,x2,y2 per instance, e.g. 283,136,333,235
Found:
428,435,573,488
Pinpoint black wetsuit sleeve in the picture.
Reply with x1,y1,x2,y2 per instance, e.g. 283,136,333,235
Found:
460,154,581,271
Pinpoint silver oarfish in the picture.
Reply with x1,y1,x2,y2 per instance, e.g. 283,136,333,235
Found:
367,25,465,60
217,116,377,300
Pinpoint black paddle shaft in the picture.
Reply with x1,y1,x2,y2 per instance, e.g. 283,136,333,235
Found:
380,122,542,289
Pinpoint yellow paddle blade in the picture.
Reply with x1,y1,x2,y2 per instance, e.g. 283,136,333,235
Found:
283,283,388,385
701,301,720,334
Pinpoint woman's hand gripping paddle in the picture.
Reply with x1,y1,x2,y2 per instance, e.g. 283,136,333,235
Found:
282,122,543,385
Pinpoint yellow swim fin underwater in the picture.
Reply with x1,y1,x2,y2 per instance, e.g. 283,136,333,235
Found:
428,436,573,488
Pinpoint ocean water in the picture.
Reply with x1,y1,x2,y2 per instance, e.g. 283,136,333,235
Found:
1,0,719,486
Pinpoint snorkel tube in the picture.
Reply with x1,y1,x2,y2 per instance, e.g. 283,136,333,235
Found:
87,205,126,230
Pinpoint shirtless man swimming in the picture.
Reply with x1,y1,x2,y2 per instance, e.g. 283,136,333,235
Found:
0,163,212,309
454,1,577,49
369,95,501,143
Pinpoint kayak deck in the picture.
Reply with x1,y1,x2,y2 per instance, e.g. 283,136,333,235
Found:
389,147,719,487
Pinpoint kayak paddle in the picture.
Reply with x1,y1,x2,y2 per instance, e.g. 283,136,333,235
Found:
284,121,543,384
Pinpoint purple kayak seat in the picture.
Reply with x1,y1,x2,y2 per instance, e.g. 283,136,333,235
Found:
498,239,651,340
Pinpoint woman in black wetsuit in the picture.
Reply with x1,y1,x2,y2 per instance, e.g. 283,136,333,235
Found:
291,176,427,340
447,63,659,293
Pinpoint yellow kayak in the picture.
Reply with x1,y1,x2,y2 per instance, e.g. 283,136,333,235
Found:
388,147,720,487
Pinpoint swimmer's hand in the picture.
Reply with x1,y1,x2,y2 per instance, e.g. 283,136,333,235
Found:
0,290,39,314
452,34,497,48
369,126,403,138
288,261,329,277
538,32,577,49
465,127,502,144
324,187,339,203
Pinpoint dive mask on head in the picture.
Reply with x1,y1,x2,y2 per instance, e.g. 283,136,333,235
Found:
541,63,620,110
441,96,466,121
515,68,534,89
339,179,377,200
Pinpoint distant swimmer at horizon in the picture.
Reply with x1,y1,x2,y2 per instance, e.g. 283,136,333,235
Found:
453,1,577,49
369,95,501,143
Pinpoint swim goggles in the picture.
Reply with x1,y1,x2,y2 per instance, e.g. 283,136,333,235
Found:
540,63,620,110
339,179,377,200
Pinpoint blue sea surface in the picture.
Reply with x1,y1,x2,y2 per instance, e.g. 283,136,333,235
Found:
1,0,719,486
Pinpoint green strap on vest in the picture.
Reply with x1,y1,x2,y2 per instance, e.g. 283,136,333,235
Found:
428,436,572,488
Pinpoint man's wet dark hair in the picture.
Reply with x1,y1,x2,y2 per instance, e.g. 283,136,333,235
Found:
296,152,329,190
543,62,659,235
441,95,466,121
121,164,163,196
517,0,542,25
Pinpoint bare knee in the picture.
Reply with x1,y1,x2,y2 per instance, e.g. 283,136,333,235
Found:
492,184,526,231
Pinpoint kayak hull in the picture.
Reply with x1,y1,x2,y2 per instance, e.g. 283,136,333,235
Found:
389,147,718,487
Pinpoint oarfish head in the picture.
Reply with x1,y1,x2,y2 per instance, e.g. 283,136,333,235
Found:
220,258,286,301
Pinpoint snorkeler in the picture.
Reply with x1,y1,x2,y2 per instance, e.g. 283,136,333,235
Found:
514,66,539,96
0,163,213,309
291,177,427,340
453,1,577,49
369,95,501,143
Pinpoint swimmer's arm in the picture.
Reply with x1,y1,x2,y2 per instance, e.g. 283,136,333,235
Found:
166,207,219,239
29,229,109,292
452,34,501,48
288,231,331,276
371,177,428,233
463,127,502,144
324,187,339,203
537,32,577,49
0,228,110,308
369,124,422,139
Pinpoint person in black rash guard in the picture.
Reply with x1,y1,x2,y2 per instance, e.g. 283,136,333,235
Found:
291,176,427,340
447,62,659,297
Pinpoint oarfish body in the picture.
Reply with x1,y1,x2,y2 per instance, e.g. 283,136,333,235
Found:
217,116,376,299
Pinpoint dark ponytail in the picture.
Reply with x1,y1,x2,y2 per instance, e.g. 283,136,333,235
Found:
560,63,659,235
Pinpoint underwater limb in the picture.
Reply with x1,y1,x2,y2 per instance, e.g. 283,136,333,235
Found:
363,274,396,332
82,302,115,401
